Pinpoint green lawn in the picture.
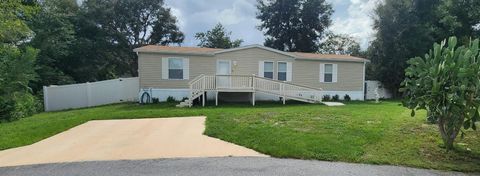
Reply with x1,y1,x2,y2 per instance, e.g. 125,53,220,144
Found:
0,101,479,172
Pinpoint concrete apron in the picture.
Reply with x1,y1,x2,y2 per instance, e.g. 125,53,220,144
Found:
0,116,266,167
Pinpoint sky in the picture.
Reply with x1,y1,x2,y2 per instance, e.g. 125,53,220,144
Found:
165,0,382,50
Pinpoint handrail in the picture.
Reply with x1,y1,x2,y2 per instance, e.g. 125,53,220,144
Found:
253,76,323,91
186,74,324,104
189,74,323,92
188,74,205,85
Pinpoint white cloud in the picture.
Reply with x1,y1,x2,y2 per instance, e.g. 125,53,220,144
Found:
169,7,185,30
165,0,261,46
329,0,381,50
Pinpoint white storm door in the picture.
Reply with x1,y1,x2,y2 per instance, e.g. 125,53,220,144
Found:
216,60,231,88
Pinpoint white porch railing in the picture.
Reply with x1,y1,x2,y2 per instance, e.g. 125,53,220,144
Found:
179,75,323,107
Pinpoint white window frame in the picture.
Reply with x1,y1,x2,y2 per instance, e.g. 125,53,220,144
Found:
162,57,189,80
263,61,274,79
320,63,337,83
324,64,333,83
277,62,287,81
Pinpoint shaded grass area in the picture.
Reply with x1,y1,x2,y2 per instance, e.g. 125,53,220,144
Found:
0,101,479,172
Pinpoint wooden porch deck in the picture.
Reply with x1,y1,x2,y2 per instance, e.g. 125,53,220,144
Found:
177,75,324,107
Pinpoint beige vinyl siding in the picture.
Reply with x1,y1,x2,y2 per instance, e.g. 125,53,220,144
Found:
215,48,294,80
138,47,364,91
293,60,364,91
138,53,216,89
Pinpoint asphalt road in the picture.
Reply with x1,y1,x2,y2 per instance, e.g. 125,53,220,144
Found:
0,157,474,176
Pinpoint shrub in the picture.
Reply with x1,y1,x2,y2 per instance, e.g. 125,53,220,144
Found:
332,94,339,101
0,46,39,122
181,97,188,102
0,93,40,122
322,94,331,101
166,96,176,103
151,97,160,104
401,37,479,150
343,94,351,101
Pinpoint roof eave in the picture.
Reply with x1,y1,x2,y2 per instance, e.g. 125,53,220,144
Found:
295,57,370,63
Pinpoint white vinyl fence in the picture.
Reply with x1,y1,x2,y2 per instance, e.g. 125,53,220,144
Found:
365,80,392,100
43,77,139,111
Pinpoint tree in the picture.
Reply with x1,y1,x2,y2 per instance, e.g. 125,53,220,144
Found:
195,23,243,49
28,0,77,91
256,0,333,52
0,0,37,44
401,37,479,150
70,0,184,82
368,0,439,97
319,32,361,56
0,0,39,121
368,0,480,96
434,0,480,44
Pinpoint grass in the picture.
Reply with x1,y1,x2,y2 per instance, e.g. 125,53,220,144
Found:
0,101,479,172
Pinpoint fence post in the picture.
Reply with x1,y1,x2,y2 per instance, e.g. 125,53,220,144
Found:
86,82,92,107
118,78,124,102
43,86,49,111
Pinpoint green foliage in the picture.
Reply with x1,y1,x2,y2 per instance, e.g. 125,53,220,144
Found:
368,0,480,96
195,23,243,49
256,0,333,52
0,0,40,122
0,45,40,121
28,0,77,92
68,0,182,81
368,0,438,96
401,36,480,150
166,96,176,103
332,94,339,101
322,94,331,101
343,94,351,101
151,97,160,104
319,32,361,56
0,0,38,44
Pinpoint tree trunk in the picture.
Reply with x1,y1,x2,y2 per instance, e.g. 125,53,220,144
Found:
438,115,464,150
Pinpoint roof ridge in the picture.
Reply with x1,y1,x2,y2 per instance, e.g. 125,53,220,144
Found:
133,45,369,62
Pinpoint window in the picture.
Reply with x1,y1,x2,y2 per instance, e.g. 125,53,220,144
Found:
264,61,274,79
168,58,183,79
324,64,333,82
278,62,287,81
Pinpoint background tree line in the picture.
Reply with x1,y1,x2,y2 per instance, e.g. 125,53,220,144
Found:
0,0,185,121
367,0,480,96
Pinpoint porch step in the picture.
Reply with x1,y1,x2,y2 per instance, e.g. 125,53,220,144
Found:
176,101,191,108
322,102,345,106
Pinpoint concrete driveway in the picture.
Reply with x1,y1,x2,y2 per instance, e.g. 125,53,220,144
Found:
0,116,265,167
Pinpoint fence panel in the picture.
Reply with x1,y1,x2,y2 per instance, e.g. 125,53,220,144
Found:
43,77,139,111
365,80,392,100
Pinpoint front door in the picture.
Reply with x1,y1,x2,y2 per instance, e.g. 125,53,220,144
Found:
216,60,231,88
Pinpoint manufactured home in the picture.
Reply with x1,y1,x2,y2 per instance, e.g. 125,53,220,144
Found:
134,45,369,107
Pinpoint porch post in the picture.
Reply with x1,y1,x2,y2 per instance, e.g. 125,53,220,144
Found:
252,92,255,106
215,91,218,106
202,92,205,107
